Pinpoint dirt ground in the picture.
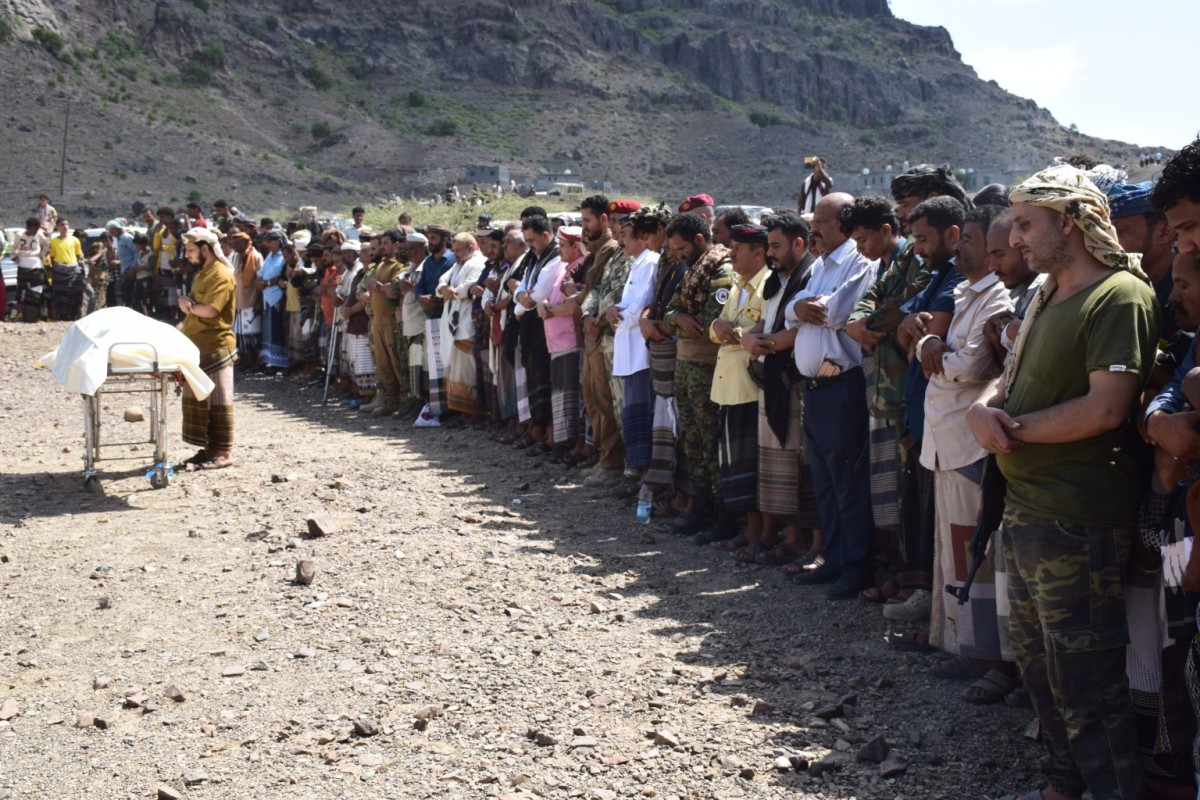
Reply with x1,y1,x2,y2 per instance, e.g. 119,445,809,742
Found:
0,321,1043,800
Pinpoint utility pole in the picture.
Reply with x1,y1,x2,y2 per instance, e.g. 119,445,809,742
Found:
59,98,71,198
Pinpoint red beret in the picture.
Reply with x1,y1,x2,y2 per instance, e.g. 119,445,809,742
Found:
678,193,714,212
608,199,642,215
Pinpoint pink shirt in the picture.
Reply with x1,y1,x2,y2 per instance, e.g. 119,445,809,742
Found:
545,257,584,353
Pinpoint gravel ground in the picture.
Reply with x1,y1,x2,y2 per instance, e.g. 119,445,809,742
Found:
0,321,1041,800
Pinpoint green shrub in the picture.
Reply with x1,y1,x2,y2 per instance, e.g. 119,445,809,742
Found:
265,15,280,31
347,62,367,80
0,18,13,42
748,111,785,128
191,0,211,11
196,36,224,69
311,121,331,140
498,26,521,43
858,133,877,147
179,60,213,85
303,65,332,89
407,89,427,108
187,189,202,202
429,119,458,136
33,27,64,57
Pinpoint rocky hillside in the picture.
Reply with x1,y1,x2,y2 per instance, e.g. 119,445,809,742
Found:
0,0,1151,221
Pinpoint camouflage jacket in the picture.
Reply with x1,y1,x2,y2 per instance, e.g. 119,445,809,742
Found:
847,238,928,418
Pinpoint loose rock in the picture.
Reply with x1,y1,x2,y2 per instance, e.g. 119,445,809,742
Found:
306,512,337,537
295,560,316,586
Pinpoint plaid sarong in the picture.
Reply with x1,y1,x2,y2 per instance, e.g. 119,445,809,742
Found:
621,369,653,470
550,348,582,443
718,401,759,515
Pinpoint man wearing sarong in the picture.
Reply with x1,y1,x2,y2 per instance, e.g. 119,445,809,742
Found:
14,216,48,322
228,232,261,370
739,213,821,570
968,165,1157,800
608,209,660,485
47,218,84,321
915,205,1016,703
539,226,586,461
178,227,237,470
514,216,562,447
709,224,772,552
417,225,456,417
397,232,430,415
438,233,488,418
256,230,290,372
484,230,528,429
843,196,928,605
663,213,734,538
577,196,633,485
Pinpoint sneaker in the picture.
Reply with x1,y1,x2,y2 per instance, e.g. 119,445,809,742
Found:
881,589,933,622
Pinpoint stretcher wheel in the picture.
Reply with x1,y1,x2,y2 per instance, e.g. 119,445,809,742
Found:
150,468,169,489
83,475,100,493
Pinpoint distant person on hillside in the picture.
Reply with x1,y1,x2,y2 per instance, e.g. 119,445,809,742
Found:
211,200,233,235
799,158,832,214
36,194,57,234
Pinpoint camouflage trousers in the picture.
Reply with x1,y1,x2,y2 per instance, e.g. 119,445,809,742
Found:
674,359,720,504
1002,507,1142,800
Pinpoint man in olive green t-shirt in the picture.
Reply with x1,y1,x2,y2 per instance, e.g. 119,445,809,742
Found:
966,166,1156,800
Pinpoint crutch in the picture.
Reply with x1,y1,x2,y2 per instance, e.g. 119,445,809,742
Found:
322,316,341,405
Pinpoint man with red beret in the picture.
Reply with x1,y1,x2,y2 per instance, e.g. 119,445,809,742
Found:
678,194,715,225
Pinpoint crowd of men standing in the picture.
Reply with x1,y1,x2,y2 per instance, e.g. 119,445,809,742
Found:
11,137,1200,800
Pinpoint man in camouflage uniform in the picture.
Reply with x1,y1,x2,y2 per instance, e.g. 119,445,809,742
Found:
581,203,638,486
843,196,930,610
968,167,1157,800
663,212,734,538
577,196,627,482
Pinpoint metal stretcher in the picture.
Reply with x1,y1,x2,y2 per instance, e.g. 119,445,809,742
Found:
81,342,180,492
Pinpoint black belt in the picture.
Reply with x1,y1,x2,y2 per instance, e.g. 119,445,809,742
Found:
802,365,861,390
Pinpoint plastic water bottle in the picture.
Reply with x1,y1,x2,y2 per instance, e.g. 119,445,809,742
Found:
636,484,653,524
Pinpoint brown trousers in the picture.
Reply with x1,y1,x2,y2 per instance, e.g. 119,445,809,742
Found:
370,317,404,401
583,337,624,471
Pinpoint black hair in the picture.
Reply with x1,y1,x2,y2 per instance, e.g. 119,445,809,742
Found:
964,205,1004,237
520,205,548,220
838,196,897,236
580,195,610,216
521,215,553,235
763,212,810,242
156,205,175,217
665,212,710,242
972,184,1009,208
214,199,229,208
260,217,274,227
381,229,405,244
352,206,366,214
630,206,671,237
25,216,39,228
715,208,752,228
908,196,966,233
1153,137,1200,212
133,233,149,245
890,164,969,207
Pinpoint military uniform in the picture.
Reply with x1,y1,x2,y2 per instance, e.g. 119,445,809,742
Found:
664,246,734,508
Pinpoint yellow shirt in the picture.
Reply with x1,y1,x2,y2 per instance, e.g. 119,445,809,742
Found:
182,261,237,359
48,235,83,266
709,265,770,406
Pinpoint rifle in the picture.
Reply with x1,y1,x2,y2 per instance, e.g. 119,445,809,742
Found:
945,455,1007,606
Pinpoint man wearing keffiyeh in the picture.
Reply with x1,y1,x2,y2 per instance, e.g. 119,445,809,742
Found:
966,165,1158,800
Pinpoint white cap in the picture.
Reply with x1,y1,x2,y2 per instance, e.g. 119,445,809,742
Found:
340,240,361,252
406,232,429,245
182,227,219,245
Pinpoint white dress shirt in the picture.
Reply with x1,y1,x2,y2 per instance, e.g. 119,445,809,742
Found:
438,251,487,366
786,237,878,378
920,271,1013,471
612,248,660,377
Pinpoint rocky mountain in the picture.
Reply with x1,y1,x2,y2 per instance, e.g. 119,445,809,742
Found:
0,0,1150,221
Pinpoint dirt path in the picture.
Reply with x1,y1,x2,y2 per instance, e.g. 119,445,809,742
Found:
0,321,1040,799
